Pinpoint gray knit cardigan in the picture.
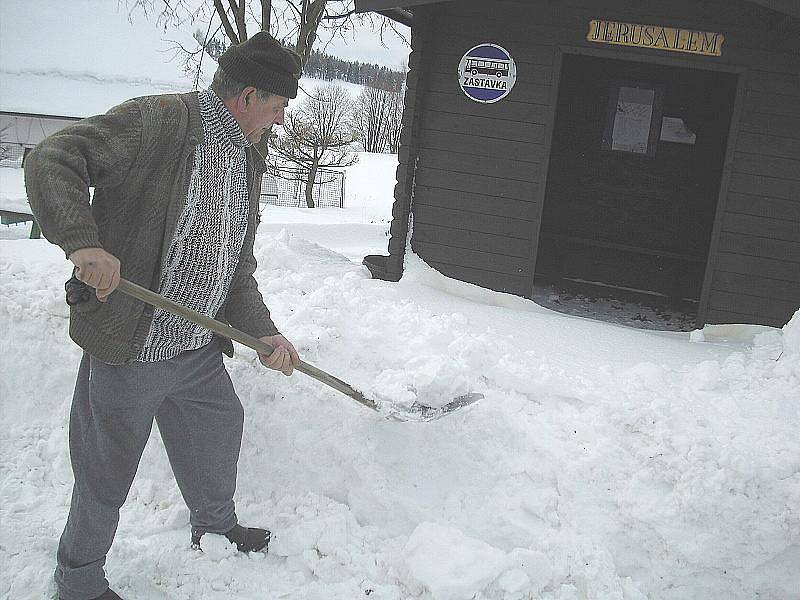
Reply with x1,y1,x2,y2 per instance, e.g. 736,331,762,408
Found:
24,92,279,364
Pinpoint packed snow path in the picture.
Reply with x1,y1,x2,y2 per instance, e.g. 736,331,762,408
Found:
1,233,798,600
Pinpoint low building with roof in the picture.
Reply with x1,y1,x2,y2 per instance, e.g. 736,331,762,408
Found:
0,0,205,166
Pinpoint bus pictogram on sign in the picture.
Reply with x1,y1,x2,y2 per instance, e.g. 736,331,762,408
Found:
458,43,517,103
464,57,510,78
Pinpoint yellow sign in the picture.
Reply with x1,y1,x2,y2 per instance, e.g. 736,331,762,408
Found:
587,20,724,57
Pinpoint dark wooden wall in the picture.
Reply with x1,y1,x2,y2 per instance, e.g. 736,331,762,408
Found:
406,0,550,296
392,0,799,326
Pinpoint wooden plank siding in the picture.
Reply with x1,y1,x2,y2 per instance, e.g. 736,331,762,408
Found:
414,204,534,239
712,41,800,325
393,0,799,326
701,5,799,326
735,132,800,160
715,252,800,282
408,0,556,294
414,227,532,263
424,260,531,295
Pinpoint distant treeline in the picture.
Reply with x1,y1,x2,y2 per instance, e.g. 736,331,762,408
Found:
195,31,405,92
304,50,405,91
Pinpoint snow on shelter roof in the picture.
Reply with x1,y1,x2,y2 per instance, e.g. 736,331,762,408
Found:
0,0,212,119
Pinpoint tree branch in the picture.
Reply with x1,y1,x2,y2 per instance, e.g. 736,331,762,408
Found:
261,0,271,31
294,0,326,65
213,0,240,44
323,8,355,20
229,0,248,41
283,1,302,19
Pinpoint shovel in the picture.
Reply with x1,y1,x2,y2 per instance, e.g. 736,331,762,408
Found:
113,279,483,422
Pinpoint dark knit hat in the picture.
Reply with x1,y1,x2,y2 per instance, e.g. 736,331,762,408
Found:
218,32,302,99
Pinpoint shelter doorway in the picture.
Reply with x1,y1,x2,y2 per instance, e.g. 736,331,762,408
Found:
534,54,737,328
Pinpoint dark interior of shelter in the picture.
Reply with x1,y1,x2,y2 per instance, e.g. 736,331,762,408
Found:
534,54,738,329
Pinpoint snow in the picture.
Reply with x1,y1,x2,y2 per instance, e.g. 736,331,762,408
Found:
2,150,799,600
0,167,28,214
689,328,705,342
297,76,368,101
256,153,395,263
783,308,800,355
2,3,800,594
0,0,208,118
402,522,509,600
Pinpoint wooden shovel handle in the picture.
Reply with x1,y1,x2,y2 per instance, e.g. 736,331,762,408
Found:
115,279,378,412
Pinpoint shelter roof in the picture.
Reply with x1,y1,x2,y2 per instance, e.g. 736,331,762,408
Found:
355,0,800,23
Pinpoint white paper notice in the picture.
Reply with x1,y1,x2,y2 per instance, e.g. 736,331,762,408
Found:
660,116,697,144
611,87,655,154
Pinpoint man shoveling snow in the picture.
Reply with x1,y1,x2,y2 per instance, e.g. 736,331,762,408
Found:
24,32,302,600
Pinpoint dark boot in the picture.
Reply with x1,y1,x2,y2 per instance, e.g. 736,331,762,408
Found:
191,524,270,553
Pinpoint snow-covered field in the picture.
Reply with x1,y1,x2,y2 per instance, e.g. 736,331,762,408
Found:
0,0,210,119
1,152,799,600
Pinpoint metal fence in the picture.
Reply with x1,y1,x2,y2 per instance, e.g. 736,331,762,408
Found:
0,143,25,168
0,146,347,210
261,166,345,208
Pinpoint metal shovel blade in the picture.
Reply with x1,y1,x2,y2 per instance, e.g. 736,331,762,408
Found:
382,392,485,422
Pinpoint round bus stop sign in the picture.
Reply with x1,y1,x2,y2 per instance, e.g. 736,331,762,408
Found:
458,43,517,103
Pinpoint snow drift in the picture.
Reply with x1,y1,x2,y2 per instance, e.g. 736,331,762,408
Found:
1,222,798,599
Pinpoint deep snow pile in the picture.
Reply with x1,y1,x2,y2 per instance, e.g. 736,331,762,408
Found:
1,230,798,600
783,308,800,356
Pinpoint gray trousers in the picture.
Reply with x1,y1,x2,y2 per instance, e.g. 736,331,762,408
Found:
55,342,245,600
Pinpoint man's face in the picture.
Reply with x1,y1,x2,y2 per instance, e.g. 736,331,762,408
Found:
243,90,289,144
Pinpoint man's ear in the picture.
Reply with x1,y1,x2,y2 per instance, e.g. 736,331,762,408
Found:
240,86,258,110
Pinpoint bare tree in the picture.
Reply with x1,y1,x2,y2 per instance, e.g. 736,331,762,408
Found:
351,76,405,154
133,0,404,73
352,86,392,153
385,82,404,153
269,83,358,207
